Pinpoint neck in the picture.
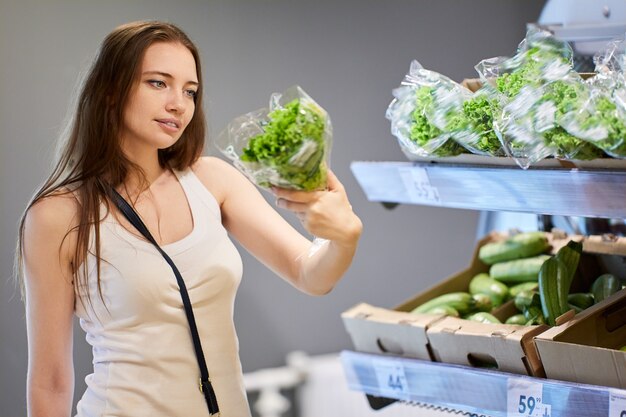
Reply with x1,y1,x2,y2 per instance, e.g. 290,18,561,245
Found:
120,141,168,196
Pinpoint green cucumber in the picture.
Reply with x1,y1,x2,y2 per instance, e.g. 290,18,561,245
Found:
465,312,501,324
508,282,539,298
469,273,509,307
479,232,550,265
555,241,582,310
592,274,621,304
567,293,594,310
514,290,540,312
412,292,476,315
490,255,551,283
423,305,460,317
472,293,493,312
538,256,567,326
505,314,528,325
523,305,546,325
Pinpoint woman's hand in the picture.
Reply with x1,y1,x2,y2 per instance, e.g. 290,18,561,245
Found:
272,170,362,248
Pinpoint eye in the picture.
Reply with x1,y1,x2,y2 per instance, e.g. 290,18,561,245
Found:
148,79,166,88
185,89,198,99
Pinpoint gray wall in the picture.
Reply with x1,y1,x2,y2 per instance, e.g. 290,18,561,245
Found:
0,1,545,415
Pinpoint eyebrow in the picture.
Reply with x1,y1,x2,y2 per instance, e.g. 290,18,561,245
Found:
142,71,199,86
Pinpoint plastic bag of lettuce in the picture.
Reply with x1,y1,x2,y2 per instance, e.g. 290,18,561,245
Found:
216,85,331,191
386,60,467,158
557,37,626,159
476,28,605,167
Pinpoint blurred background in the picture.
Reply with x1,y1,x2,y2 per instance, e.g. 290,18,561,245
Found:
0,1,545,415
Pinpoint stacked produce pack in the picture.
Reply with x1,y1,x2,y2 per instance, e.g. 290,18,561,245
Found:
386,27,626,168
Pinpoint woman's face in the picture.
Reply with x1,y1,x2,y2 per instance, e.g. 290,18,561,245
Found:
120,41,198,154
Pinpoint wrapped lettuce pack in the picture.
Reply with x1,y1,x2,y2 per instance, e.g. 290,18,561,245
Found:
478,28,604,167
216,86,331,191
446,84,505,156
550,38,626,159
386,60,466,158
572,40,626,158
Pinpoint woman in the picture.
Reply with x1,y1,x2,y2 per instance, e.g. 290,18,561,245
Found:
18,21,362,417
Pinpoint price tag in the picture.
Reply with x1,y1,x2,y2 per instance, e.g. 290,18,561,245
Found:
609,389,626,417
372,358,410,401
399,167,440,204
507,378,551,417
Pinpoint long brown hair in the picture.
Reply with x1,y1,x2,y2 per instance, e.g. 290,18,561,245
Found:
15,21,206,306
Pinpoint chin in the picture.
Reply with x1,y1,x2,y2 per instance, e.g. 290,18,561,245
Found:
155,136,182,150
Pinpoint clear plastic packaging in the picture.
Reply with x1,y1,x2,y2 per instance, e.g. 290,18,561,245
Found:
449,85,506,156
385,60,466,158
475,28,603,167
216,85,332,191
593,35,626,75
579,39,626,158
560,74,626,159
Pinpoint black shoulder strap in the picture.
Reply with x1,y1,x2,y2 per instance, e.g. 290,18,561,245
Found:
108,186,220,416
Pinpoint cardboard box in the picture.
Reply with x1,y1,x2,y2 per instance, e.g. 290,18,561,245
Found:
423,232,626,377
341,303,442,360
341,232,547,370
342,230,626,377
420,233,557,377
426,312,549,377
534,289,626,388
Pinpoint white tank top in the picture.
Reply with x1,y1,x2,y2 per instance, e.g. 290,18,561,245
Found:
74,168,251,417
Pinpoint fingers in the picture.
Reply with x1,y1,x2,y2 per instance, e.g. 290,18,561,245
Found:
271,170,343,201
325,170,343,192
271,187,322,203
275,198,308,213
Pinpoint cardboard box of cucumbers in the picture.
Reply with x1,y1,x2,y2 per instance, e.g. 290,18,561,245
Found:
342,230,626,377
534,287,626,389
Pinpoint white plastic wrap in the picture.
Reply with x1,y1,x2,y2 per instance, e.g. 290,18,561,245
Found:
476,28,605,166
385,60,467,158
216,85,332,191
451,85,506,157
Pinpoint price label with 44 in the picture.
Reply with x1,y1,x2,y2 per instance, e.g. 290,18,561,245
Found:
372,358,410,401
507,378,551,417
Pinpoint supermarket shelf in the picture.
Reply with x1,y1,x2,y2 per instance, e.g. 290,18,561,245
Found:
340,350,626,417
350,161,626,218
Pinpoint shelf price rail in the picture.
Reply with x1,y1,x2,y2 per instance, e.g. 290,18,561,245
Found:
351,160,626,218
341,350,626,417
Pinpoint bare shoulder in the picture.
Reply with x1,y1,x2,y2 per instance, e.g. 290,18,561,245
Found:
191,156,251,204
23,191,80,259
26,191,79,231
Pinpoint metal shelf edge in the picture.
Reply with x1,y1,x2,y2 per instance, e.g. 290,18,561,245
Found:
351,161,626,218
340,350,626,417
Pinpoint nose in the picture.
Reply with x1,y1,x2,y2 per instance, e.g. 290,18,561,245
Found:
166,90,186,114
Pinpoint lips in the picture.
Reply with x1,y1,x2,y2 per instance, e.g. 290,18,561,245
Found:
155,118,181,130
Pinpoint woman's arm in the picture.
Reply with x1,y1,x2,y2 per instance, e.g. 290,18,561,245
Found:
193,157,362,295
23,194,78,417
271,169,362,294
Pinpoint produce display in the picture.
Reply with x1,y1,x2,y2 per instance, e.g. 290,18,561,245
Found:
410,231,623,327
388,28,626,167
216,85,331,191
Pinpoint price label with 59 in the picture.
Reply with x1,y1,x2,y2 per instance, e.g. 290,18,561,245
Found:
609,389,626,417
507,378,551,417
